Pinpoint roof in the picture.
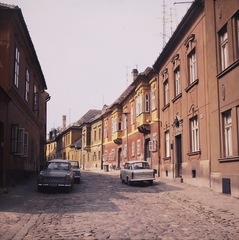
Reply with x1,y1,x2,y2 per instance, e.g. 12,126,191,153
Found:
47,159,69,163
74,109,102,126
0,3,47,90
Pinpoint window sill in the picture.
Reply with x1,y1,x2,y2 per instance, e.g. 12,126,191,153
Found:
217,59,239,79
185,79,199,92
172,93,182,103
163,157,171,161
187,150,201,156
218,156,239,163
162,103,170,111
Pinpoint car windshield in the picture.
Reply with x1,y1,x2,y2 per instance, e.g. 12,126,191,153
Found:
45,162,70,171
132,162,150,170
70,161,79,168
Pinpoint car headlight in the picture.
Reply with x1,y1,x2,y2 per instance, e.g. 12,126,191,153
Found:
38,171,44,180
65,173,71,181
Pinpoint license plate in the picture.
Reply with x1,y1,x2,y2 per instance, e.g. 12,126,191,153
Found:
50,183,57,187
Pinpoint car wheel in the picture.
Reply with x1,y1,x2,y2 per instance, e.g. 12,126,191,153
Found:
38,186,43,192
148,180,153,186
120,175,125,183
127,178,131,186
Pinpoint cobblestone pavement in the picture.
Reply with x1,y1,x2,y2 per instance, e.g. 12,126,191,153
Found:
0,169,238,240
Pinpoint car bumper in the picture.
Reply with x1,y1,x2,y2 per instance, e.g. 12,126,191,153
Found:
38,183,72,187
129,178,155,182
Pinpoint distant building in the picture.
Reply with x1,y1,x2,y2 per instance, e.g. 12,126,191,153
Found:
0,3,50,187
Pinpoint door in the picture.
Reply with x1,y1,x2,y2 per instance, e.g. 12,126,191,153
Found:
118,148,122,168
144,138,150,161
175,134,182,177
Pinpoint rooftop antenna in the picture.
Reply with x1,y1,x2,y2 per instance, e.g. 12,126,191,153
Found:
124,66,130,87
162,0,166,48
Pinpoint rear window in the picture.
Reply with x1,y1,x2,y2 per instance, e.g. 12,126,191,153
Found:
45,162,70,170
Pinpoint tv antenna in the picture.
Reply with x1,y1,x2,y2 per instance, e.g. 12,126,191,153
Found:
124,66,130,87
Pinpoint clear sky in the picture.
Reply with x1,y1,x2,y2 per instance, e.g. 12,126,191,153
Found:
2,0,192,136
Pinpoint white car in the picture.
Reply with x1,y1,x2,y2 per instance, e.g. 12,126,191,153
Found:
120,160,155,186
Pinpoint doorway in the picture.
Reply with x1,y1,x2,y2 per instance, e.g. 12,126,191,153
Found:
175,134,182,177
118,148,122,168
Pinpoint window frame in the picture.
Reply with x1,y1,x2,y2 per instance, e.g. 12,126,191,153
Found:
223,111,232,157
14,46,20,88
190,116,199,152
188,48,197,84
219,26,229,71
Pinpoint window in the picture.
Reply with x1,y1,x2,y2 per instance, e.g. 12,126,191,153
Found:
112,118,117,134
98,128,101,139
175,67,181,96
25,69,30,102
132,142,135,157
104,126,108,138
14,46,20,87
145,94,150,112
98,151,101,160
223,111,232,157
136,95,142,116
164,80,169,105
11,124,28,156
220,27,229,71
188,49,197,84
124,144,127,158
118,117,122,131
236,14,239,56
33,84,39,115
137,139,141,156
130,107,134,124
165,131,170,157
191,116,199,152
94,130,96,141
151,90,156,110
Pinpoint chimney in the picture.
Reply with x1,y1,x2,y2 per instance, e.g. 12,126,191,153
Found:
62,115,66,131
131,69,138,82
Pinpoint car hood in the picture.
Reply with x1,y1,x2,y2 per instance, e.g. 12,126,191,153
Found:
41,170,69,177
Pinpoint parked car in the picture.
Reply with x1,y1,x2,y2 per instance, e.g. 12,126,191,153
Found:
68,160,81,183
37,159,74,192
120,160,155,186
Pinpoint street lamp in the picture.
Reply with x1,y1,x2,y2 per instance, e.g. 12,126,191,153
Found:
123,112,130,161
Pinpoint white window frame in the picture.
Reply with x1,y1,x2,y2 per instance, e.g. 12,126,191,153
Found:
223,111,232,157
164,80,169,105
151,89,156,111
191,116,199,152
104,126,108,138
130,108,134,125
175,67,181,96
137,139,141,156
124,144,127,158
189,49,197,84
132,142,135,157
14,46,20,88
165,131,170,157
220,28,229,71
136,95,142,116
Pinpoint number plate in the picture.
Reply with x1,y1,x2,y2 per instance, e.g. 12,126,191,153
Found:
50,183,57,187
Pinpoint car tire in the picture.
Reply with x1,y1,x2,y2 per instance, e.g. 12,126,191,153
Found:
120,175,125,183
38,186,43,192
149,180,153,186
127,178,131,186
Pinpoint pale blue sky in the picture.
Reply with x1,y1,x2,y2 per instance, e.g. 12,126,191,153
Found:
3,0,192,135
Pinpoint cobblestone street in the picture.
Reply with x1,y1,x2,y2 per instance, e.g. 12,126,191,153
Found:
0,170,238,240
